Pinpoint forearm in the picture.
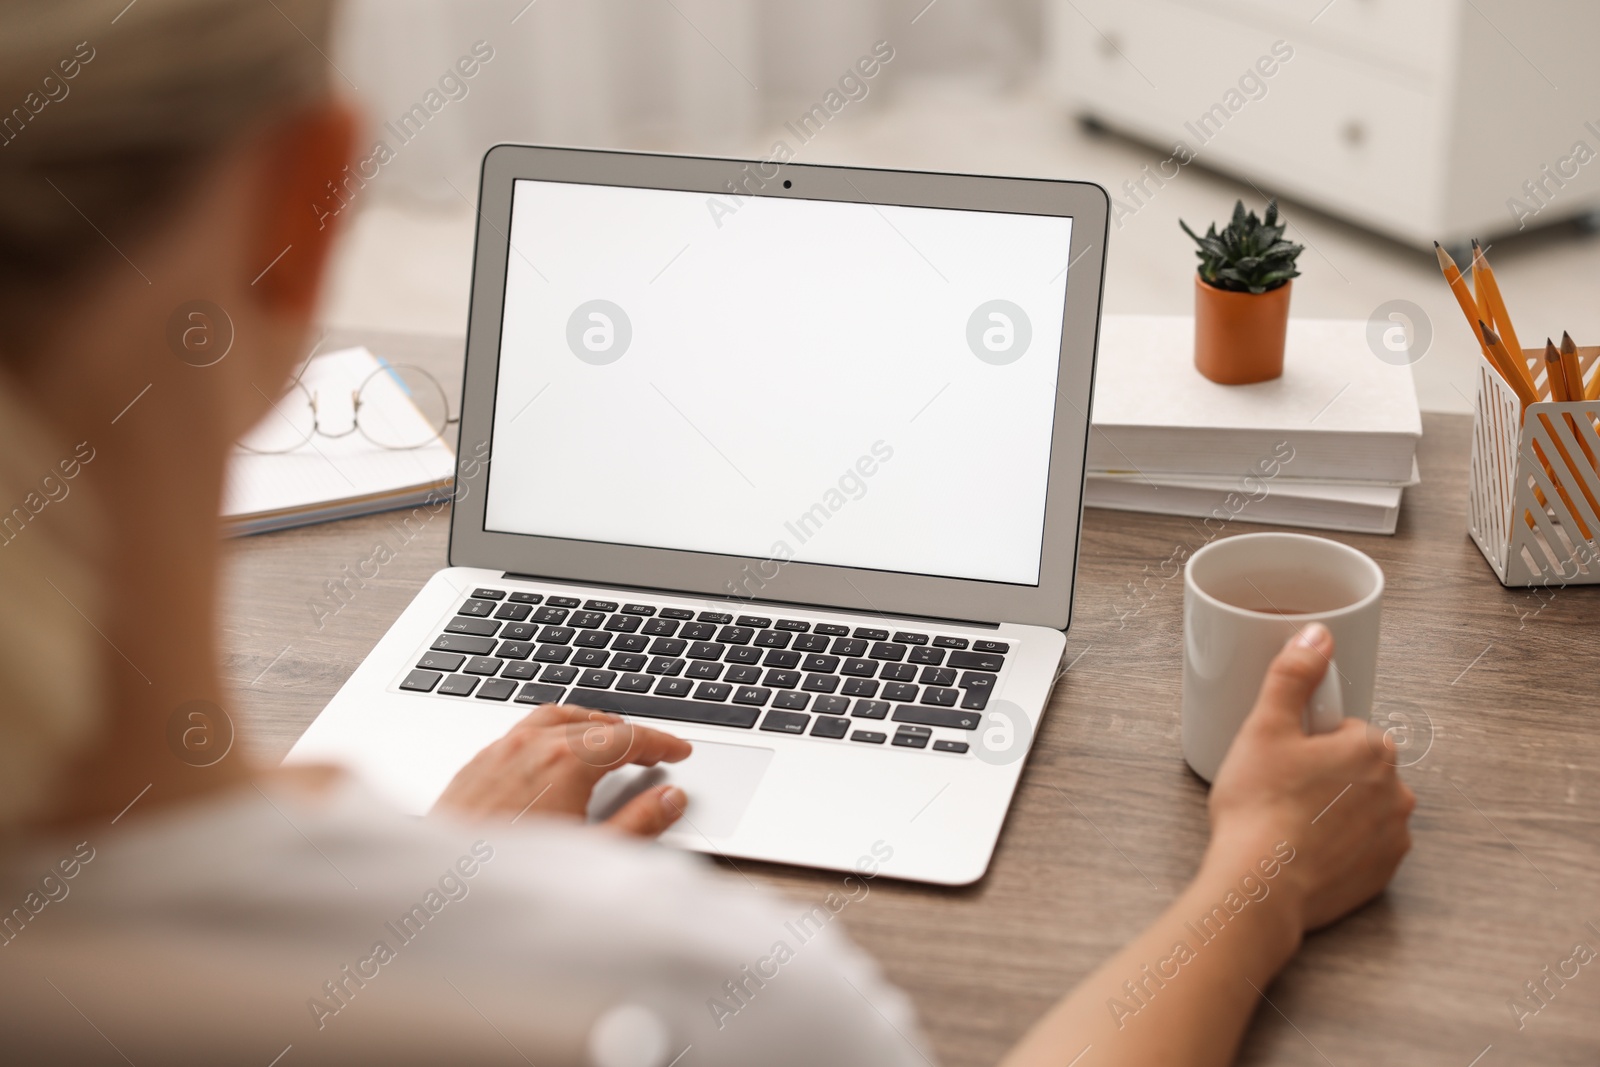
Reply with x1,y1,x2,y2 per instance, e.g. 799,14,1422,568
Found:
999,843,1302,1067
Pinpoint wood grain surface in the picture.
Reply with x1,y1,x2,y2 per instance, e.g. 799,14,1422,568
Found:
222,330,1600,1066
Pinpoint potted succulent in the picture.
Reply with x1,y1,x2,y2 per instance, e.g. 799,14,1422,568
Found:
1180,199,1304,384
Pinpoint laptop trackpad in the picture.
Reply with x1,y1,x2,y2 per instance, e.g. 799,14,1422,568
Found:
585,740,774,839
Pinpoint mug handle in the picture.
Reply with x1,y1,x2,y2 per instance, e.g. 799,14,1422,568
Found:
1303,661,1344,735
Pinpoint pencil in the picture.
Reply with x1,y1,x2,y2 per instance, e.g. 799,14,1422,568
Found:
1480,322,1538,409
1472,239,1524,359
1561,332,1597,402
1544,339,1571,402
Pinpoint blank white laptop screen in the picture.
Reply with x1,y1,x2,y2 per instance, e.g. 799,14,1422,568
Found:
485,178,1073,586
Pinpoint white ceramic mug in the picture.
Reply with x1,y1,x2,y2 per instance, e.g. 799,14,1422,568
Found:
1182,532,1384,782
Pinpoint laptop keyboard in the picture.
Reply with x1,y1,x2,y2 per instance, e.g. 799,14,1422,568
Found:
395,586,1014,755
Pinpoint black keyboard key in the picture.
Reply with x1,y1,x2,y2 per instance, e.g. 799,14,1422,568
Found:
539,626,575,644
854,627,889,641
501,662,538,680
432,634,495,655
694,682,732,702
921,687,959,707
813,695,850,715
851,730,887,744
893,631,929,645
502,622,539,641
574,630,611,649
472,588,507,600
831,638,867,657
610,653,647,672
568,687,759,729
725,646,763,665
737,615,772,628
733,686,771,706
960,673,995,711
716,626,754,645
659,607,695,620
763,670,801,689
754,630,790,649
870,642,907,661
921,667,957,687
579,669,618,689
541,665,579,684
617,673,652,692
686,641,723,660
909,646,945,665
584,600,619,612
417,651,464,672
802,673,839,693
879,663,917,682
604,614,642,633
760,710,809,734
933,636,969,650
793,633,831,652
613,635,650,653
974,640,1010,654
547,596,581,608
841,658,877,677
725,665,763,684
532,607,569,624
571,648,610,668
851,700,890,719
893,731,930,749
438,674,478,696
686,661,723,680
445,617,500,637
812,716,850,739
681,622,717,640
776,619,810,632
697,611,733,624
882,682,918,702
763,649,801,669
493,602,532,621
652,637,690,656
647,657,685,676
457,599,496,617
772,691,810,711
476,678,517,701
841,678,879,697
642,618,679,637
893,705,982,730
814,623,850,636
621,604,656,616
508,592,542,605
496,641,535,660
933,739,970,754
948,650,1004,672
568,611,607,630
464,656,502,676
513,682,567,705
533,644,571,664
400,669,442,692
803,653,840,673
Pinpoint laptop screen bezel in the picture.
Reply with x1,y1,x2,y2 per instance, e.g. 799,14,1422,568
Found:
449,145,1107,631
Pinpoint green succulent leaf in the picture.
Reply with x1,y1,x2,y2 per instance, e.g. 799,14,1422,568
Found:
1179,198,1304,293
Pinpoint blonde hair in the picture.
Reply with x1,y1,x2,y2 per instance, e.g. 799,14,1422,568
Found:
0,0,334,823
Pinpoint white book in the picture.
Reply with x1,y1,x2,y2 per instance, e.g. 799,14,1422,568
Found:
1084,473,1404,536
222,348,456,536
1089,315,1422,482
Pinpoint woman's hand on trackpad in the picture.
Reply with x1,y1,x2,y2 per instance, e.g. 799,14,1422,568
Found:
432,704,691,836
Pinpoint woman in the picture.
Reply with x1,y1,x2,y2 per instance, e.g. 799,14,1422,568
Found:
0,2,1414,1064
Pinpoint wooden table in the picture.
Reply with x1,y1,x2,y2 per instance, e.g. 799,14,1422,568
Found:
224,330,1600,1066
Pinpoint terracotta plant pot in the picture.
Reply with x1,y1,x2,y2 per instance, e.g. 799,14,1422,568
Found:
1193,276,1292,385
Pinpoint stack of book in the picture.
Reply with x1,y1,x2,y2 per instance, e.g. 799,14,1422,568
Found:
1085,316,1422,535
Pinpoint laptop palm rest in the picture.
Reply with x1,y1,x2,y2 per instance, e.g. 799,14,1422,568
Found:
585,740,775,840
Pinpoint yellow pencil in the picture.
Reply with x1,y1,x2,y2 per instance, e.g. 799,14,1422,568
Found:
1480,322,1538,409
1472,239,1524,362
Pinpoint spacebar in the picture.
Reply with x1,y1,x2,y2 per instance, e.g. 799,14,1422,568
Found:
569,687,759,729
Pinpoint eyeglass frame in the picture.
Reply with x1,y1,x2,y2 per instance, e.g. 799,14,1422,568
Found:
236,361,460,454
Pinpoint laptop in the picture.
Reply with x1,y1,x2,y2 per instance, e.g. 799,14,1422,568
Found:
286,146,1109,885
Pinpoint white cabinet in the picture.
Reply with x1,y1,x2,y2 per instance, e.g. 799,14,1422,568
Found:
1045,0,1600,248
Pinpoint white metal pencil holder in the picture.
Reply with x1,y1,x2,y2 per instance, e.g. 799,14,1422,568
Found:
1468,345,1600,587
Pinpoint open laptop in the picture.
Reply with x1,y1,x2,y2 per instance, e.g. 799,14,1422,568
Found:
286,146,1108,885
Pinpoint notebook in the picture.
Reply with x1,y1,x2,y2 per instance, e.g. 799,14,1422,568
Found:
222,347,455,536
1083,473,1404,535
1089,315,1423,482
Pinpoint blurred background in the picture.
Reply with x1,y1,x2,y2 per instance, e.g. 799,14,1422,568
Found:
321,0,1600,413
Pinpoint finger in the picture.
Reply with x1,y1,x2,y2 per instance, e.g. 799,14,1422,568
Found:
1243,623,1334,736
605,785,687,837
563,721,692,775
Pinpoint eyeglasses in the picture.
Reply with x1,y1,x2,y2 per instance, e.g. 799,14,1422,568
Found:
237,361,459,454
